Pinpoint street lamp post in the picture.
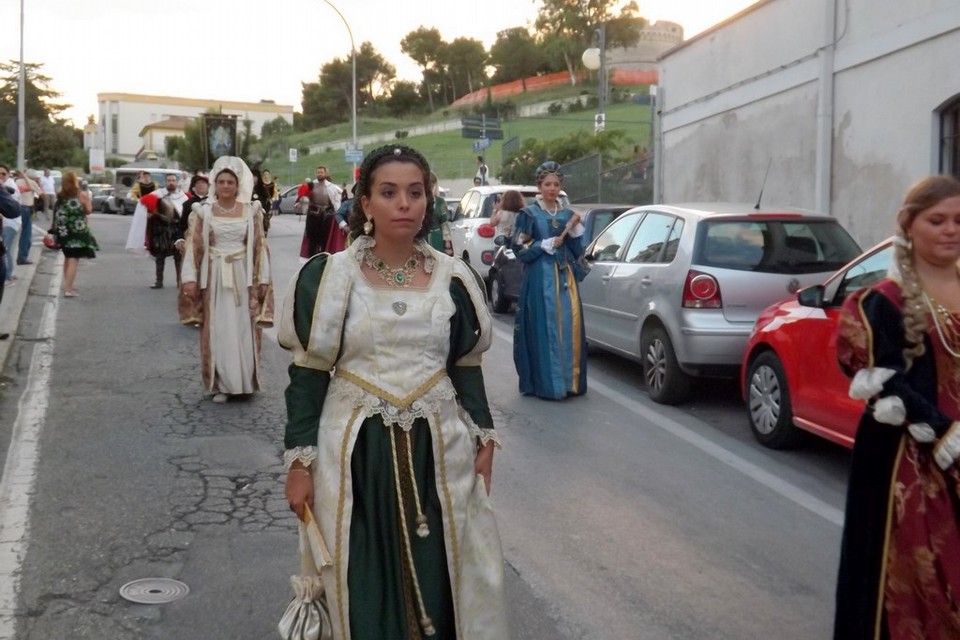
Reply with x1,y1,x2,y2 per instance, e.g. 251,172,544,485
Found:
17,0,26,169
581,23,607,134
320,0,358,173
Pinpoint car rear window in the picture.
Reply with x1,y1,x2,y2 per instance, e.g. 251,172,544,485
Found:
694,219,861,274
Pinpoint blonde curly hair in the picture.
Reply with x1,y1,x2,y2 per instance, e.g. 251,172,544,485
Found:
894,175,960,368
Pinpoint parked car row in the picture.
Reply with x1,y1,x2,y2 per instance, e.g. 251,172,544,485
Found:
741,238,893,450
488,204,632,313
483,199,886,454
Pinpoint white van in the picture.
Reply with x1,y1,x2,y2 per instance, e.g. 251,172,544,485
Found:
113,167,184,214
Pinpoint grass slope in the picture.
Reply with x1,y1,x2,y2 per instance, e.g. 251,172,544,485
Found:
265,86,653,187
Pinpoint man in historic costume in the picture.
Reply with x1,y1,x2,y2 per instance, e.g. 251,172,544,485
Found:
172,175,210,295
124,171,158,255
298,165,342,260
140,174,189,289
175,174,209,254
128,170,156,202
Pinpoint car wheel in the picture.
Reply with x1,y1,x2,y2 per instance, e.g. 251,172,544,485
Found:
100,202,111,213
641,326,690,405
490,273,510,314
746,351,804,449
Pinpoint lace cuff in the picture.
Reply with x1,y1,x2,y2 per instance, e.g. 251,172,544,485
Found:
459,407,503,449
283,446,318,469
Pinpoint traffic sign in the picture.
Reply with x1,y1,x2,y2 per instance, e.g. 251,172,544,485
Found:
345,148,363,163
594,113,606,133
461,126,504,140
472,138,491,152
288,148,298,163
461,116,501,129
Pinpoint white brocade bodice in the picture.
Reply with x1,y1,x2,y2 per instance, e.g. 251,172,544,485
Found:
211,214,248,252
329,254,457,428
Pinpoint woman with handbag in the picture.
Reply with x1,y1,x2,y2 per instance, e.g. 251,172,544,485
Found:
511,161,588,399
53,172,98,298
280,144,508,640
178,156,274,403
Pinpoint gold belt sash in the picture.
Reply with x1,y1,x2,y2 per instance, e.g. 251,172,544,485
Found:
210,248,246,306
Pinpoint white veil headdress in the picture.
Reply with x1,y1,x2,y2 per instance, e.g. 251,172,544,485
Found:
210,155,254,204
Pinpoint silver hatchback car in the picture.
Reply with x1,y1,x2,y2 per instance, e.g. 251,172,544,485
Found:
579,203,861,404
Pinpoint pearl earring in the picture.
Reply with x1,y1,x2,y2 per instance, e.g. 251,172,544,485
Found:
363,219,373,235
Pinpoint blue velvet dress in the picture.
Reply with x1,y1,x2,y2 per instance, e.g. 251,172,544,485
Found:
512,201,588,399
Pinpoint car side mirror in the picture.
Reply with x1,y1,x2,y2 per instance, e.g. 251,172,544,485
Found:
797,284,825,308
493,235,509,247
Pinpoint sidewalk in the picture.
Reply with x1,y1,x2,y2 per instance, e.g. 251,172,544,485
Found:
0,235,46,370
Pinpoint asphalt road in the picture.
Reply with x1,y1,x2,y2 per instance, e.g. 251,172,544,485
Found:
0,212,851,639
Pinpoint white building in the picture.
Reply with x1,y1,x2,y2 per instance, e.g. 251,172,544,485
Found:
656,0,960,246
94,93,294,162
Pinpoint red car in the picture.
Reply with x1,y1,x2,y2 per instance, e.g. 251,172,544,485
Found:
740,239,894,449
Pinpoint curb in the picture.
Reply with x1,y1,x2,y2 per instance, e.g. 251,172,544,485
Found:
0,241,46,370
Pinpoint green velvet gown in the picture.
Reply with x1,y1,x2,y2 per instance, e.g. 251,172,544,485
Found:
280,237,508,640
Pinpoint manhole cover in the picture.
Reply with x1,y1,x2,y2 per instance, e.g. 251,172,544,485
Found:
119,578,190,604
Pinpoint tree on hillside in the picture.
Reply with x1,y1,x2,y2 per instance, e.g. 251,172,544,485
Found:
533,0,644,85
499,129,628,183
300,42,396,129
489,27,543,89
300,81,341,130
385,81,423,117
444,37,487,101
355,42,396,101
400,27,446,112
0,61,80,167
261,115,293,139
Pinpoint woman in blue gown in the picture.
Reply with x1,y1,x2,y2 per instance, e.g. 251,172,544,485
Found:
512,161,588,399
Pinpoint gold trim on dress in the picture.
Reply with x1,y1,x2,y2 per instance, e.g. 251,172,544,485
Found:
567,264,583,394
432,411,464,640
305,253,351,371
336,368,448,410
873,437,906,638
856,292,875,370
335,406,362,640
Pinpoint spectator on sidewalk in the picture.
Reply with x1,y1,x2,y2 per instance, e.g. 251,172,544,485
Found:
13,170,39,265
0,180,24,339
39,169,56,222
0,166,20,288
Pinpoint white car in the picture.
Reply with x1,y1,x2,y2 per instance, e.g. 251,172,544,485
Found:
449,185,540,284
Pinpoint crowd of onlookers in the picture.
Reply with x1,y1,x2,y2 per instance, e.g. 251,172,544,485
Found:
0,165,57,288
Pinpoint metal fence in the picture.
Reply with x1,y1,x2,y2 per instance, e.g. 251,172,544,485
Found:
501,136,520,166
599,158,653,205
562,153,602,203
559,154,653,205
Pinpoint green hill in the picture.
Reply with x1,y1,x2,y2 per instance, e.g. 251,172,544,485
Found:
260,85,653,188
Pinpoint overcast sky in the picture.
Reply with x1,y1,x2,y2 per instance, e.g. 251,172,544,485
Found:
0,0,757,126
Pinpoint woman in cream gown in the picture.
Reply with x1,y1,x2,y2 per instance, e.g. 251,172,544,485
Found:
280,145,508,640
179,156,274,402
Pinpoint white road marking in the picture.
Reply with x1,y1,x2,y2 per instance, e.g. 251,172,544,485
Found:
491,325,844,526
0,255,64,638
